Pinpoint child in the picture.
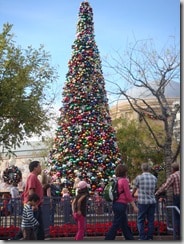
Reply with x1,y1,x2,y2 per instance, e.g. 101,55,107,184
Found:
62,187,70,197
72,181,89,240
21,193,40,240
61,188,71,223
73,177,80,196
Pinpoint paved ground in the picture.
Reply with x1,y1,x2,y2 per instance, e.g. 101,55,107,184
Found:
45,235,174,241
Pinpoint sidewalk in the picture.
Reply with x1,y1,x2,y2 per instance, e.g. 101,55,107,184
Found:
45,235,174,241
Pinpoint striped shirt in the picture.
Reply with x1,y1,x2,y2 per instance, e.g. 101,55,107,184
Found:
21,204,39,228
156,170,180,196
134,172,157,204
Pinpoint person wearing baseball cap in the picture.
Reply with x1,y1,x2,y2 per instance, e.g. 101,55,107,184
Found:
77,181,88,189
72,180,89,240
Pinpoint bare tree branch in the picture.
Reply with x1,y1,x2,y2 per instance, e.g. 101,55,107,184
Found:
103,38,180,178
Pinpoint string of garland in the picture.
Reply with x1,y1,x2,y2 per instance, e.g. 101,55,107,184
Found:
2,165,22,185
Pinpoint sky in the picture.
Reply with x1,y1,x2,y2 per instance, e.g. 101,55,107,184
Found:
0,0,180,112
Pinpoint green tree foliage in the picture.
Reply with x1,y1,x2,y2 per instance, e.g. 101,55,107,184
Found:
114,117,165,185
0,23,59,152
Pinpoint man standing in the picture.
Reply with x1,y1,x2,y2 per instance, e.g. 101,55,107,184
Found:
23,160,45,240
155,162,180,240
132,162,157,240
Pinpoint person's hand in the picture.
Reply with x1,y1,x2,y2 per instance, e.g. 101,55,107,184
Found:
155,192,161,200
32,205,38,211
77,210,82,215
133,205,138,214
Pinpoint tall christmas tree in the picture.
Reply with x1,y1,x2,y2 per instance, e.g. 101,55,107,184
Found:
48,1,121,195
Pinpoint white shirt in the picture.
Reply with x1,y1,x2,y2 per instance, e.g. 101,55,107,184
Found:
10,186,20,198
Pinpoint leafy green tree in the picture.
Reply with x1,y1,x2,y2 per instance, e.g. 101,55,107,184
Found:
114,117,164,185
0,23,59,153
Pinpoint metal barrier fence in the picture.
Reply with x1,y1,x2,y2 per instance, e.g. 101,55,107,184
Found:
166,205,180,240
0,196,168,239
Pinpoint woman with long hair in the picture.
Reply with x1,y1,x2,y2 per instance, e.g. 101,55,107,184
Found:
105,163,138,240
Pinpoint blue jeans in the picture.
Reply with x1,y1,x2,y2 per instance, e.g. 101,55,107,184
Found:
137,203,156,240
33,206,45,240
173,195,180,239
105,202,134,240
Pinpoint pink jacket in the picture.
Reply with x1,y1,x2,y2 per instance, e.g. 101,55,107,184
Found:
116,177,134,204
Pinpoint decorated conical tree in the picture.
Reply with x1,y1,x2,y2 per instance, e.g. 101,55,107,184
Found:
47,1,121,195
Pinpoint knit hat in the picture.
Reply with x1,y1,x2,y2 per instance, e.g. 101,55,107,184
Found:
77,181,88,189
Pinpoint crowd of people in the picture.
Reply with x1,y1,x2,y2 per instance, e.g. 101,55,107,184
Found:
1,160,180,241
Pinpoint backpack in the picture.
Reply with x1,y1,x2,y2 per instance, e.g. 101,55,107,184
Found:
103,178,120,202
